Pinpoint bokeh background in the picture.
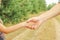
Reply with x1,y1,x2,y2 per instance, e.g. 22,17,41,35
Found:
0,0,60,40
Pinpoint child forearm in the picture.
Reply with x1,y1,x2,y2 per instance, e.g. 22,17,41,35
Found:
5,22,26,33
38,4,60,21
0,22,26,34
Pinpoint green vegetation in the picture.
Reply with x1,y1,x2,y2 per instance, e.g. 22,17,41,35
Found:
0,0,59,40
47,3,56,10
1,0,46,24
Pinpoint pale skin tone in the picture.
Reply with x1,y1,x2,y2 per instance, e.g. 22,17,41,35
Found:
0,22,27,34
26,3,60,29
0,2,60,34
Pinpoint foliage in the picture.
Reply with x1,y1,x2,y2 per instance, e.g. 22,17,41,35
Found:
1,0,46,24
47,3,56,10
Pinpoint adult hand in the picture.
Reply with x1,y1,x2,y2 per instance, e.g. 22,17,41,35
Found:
26,17,43,30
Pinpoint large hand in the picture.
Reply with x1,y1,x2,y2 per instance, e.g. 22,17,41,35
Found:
26,17,43,30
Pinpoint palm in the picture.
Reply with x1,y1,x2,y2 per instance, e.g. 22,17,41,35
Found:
26,17,43,29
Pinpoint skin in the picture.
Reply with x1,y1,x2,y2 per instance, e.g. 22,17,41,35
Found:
0,22,27,34
26,3,60,29
0,1,60,34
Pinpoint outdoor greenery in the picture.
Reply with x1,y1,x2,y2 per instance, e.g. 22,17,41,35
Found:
0,0,46,24
47,3,56,10
0,0,59,40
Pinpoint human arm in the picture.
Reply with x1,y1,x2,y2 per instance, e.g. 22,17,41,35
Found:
26,3,60,29
0,22,27,34
38,3,60,21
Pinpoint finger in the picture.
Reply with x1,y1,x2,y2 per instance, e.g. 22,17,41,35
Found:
33,25,38,29
26,25,35,30
27,19,34,23
27,20,39,23
30,25,35,30
33,23,40,29
30,24,37,30
26,25,34,29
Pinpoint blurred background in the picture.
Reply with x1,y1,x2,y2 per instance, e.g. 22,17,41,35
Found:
0,0,60,40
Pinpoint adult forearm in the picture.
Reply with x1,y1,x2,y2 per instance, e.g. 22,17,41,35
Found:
38,4,60,22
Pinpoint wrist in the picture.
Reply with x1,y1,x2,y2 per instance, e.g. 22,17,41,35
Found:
37,16,45,22
21,22,27,27
18,22,25,27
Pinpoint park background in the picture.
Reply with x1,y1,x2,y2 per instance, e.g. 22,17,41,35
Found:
0,0,60,40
